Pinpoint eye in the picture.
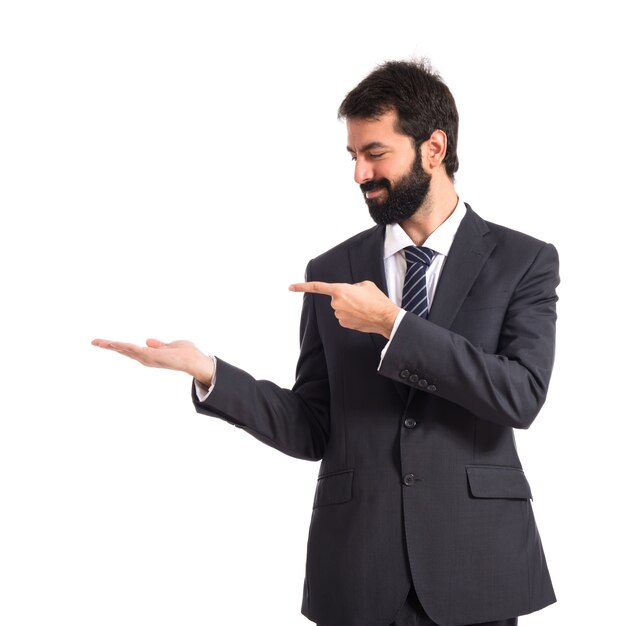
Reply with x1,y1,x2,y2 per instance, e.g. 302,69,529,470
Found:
370,152,385,159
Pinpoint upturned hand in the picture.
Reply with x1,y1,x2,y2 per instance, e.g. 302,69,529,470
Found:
91,338,215,386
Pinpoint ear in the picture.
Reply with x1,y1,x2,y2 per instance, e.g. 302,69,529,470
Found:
421,129,448,172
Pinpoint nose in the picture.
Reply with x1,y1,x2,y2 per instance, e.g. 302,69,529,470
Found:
354,157,374,185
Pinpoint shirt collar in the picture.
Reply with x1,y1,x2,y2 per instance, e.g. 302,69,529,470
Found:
384,197,466,259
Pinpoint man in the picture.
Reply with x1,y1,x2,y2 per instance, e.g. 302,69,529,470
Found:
93,60,558,626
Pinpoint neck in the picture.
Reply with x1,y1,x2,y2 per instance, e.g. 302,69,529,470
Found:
399,178,458,245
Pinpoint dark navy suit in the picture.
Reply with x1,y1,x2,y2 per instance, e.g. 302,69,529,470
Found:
194,205,558,626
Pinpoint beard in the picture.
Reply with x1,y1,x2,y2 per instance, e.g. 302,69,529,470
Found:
361,156,432,226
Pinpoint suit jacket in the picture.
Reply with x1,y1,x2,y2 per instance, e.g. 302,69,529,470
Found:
193,205,558,626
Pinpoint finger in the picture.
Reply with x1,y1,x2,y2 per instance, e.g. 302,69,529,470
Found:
92,339,145,362
146,338,167,348
289,281,339,296
105,341,144,353
92,338,112,348
110,344,161,367
91,339,143,352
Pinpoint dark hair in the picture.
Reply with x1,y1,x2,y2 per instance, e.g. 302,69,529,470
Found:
338,59,459,179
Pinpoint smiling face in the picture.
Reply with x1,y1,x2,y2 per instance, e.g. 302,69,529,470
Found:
346,109,432,226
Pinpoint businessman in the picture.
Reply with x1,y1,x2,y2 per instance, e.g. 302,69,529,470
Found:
93,60,558,626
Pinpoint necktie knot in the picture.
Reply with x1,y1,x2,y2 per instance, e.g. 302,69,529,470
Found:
404,246,435,268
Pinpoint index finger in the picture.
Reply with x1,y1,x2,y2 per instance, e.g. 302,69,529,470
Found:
289,281,340,296
91,338,142,352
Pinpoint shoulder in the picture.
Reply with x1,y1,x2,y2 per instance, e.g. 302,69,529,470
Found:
462,206,559,292
466,203,558,259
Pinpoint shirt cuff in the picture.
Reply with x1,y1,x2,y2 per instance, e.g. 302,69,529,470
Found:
378,309,407,368
193,355,217,401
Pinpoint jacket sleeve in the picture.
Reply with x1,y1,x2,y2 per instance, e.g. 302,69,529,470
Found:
378,242,559,429
192,261,330,460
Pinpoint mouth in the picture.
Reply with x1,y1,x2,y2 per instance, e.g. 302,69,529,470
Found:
364,187,386,200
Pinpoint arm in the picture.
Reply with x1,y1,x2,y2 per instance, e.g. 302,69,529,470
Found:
380,243,559,428
291,243,559,430
193,280,331,460
92,264,331,461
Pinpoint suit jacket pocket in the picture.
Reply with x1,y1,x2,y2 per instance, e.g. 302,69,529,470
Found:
313,469,354,508
466,464,533,500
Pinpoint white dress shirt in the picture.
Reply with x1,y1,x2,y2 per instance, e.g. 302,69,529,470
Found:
196,199,466,401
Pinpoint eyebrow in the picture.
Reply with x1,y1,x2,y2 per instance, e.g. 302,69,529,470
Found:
346,141,390,154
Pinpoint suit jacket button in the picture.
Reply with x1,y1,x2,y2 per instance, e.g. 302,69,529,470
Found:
403,473,416,486
400,369,410,379
427,384,437,392
417,379,428,388
404,417,417,429
409,374,419,383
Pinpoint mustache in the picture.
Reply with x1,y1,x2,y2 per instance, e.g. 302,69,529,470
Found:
360,178,391,194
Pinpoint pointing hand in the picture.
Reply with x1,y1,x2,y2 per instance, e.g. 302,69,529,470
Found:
289,281,400,338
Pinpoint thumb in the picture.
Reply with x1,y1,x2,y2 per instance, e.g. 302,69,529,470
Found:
146,338,168,348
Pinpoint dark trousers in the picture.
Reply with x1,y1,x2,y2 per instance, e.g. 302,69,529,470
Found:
390,587,518,626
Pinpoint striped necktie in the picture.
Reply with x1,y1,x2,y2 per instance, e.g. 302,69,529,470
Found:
402,246,435,318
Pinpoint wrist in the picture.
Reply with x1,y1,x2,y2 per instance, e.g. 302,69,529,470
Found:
380,304,401,339
192,355,216,386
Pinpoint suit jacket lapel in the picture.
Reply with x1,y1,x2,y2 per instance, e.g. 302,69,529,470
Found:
428,205,496,329
348,225,389,355
346,208,495,337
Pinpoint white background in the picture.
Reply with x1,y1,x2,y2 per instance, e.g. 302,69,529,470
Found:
1,1,624,624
